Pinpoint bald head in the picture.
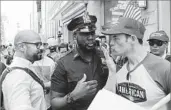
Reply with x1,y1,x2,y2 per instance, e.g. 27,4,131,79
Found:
14,30,41,46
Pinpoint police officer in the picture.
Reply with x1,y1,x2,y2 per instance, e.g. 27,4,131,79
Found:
147,30,171,62
51,13,108,110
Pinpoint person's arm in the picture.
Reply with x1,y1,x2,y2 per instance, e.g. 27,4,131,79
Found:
51,74,98,109
101,46,117,92
165,64,171,94
159,63,171,109
51,91,68,109
164,64,171,110
51,60,98,109
2,70,36,110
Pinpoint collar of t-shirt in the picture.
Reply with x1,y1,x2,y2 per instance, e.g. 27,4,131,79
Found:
126,52,148,80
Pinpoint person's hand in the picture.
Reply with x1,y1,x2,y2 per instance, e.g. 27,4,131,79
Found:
71,74,98,100
101,46,116,75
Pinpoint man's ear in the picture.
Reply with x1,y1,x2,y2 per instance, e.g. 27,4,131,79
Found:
130,35,139,44
130,35,136,41
16,43,25,52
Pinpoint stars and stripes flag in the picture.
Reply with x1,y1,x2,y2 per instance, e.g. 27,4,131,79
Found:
123,1,142,22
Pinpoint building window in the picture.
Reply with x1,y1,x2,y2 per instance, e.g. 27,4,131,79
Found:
104,0,129,27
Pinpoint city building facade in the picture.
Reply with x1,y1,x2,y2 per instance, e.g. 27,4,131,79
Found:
36,0,170,52
0,16,7,45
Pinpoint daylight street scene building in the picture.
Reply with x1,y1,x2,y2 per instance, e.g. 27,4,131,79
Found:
0,1,171,110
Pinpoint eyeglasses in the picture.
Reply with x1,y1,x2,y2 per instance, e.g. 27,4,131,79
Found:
23,42,42,49
148,40,166,46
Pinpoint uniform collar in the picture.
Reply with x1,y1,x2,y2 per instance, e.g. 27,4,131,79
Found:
73,46,96,63
73,47,85,61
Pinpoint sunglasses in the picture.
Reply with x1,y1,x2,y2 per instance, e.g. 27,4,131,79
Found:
23,42,42,49
148,40,166,46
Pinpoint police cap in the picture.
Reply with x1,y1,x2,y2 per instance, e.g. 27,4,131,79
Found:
67,14,97,32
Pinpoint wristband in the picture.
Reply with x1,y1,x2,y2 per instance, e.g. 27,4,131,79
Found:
66,93,75,104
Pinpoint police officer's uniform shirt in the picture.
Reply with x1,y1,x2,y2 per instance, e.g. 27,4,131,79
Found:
2,57,47,110
51,48,108,110
47,52,61,62
114,53,170,110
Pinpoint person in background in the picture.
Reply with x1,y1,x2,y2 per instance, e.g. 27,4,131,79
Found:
1,30,46,110
58,43,69,57
0,61,6,76
4,44,15,65
147,30,171,62
95,36,109,67
0,45,8,65
47,38,60,62
98,35,107,44
42,40,49,56
51,13,108,110
101,17,171,110
68,42,73,51
0,61,6,109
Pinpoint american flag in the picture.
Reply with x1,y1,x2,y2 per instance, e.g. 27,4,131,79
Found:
123,1,142,21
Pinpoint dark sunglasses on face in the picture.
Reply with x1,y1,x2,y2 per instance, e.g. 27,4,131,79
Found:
148,40,166,46
23,42,42,49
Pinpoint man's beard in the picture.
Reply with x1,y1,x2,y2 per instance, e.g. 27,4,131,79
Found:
33,53,42,61
77,42,95,53
32,49,43,61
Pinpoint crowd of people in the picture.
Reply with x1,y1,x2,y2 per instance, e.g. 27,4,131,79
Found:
0,12,170,110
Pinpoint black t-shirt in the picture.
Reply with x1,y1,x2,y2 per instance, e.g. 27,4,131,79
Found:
51,49,108,110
